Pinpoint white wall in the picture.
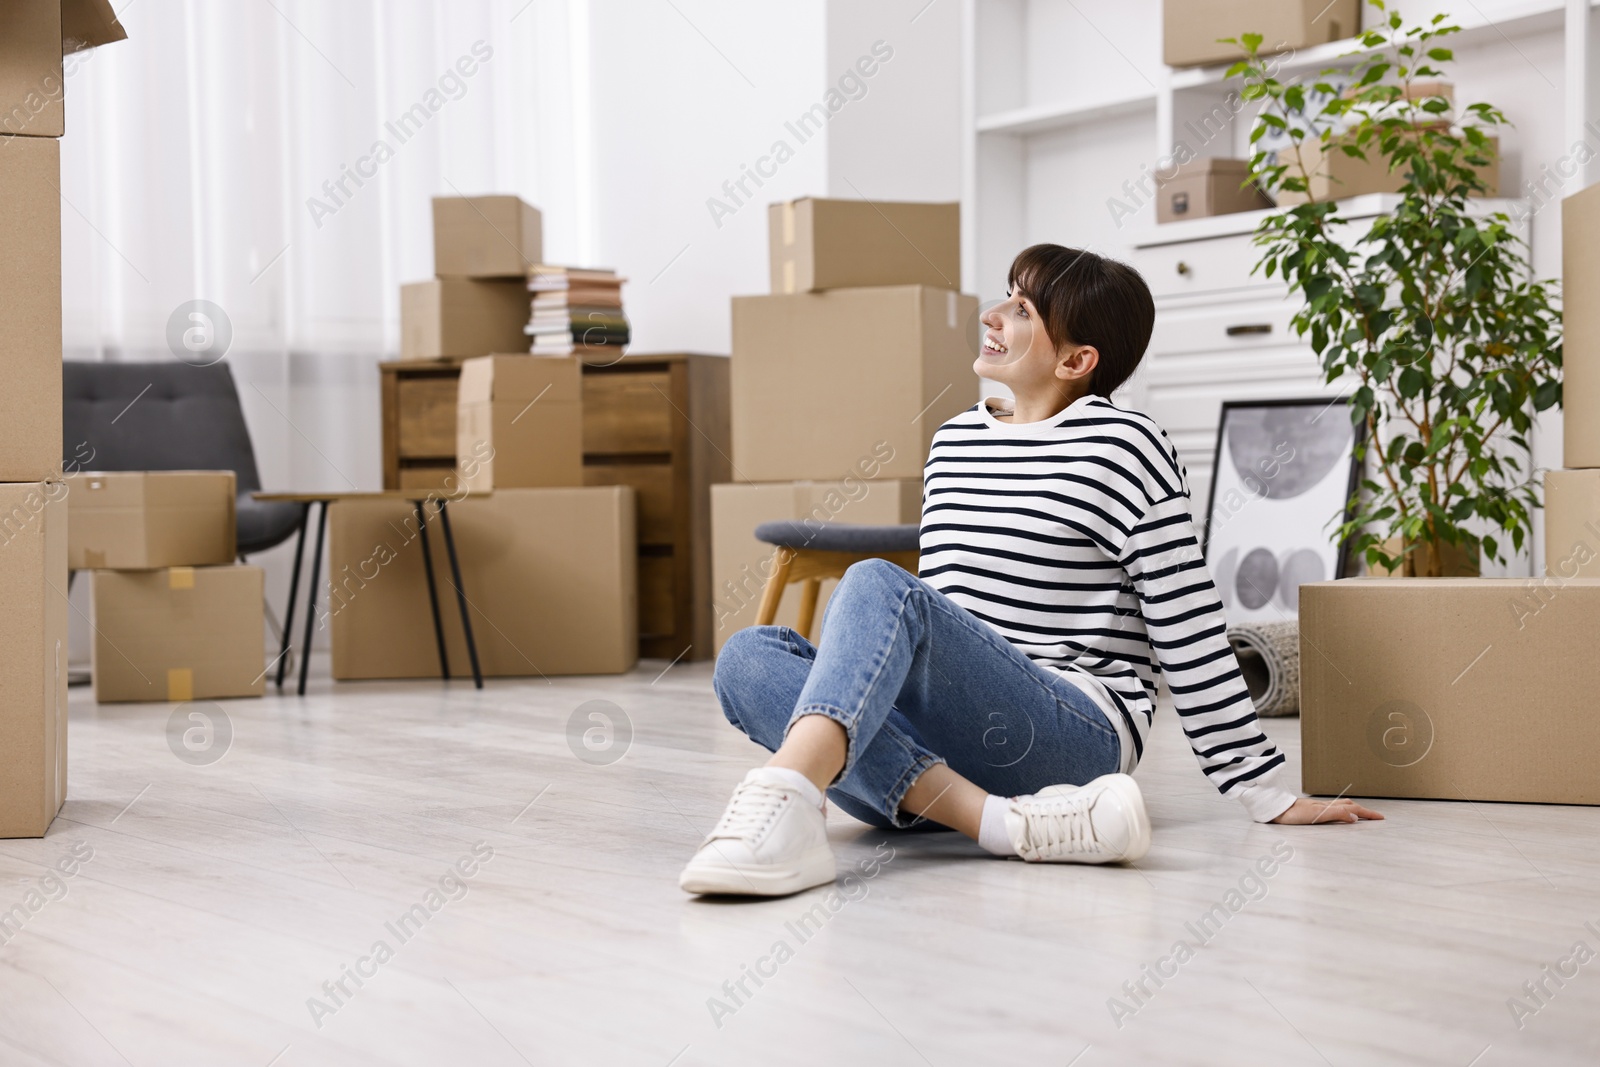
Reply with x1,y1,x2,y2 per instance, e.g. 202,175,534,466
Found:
584,0,829,356
824,0,964,203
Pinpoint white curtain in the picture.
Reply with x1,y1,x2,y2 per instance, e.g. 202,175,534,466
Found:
59,0,587,492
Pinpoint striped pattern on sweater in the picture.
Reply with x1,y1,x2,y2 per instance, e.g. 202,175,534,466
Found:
918,395,1289,811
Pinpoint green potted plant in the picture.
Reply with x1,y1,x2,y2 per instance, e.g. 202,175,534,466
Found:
1227,0,1563,577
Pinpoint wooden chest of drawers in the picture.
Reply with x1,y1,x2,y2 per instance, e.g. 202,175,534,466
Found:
379,353,730,661
380,361,463,491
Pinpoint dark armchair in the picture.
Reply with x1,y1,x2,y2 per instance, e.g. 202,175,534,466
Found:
62,361,302,557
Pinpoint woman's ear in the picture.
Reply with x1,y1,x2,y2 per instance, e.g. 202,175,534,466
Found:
1057,345,1099,383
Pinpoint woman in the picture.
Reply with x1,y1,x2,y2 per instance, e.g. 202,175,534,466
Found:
681,244,1382,897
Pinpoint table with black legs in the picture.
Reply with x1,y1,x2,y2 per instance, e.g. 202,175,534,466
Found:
252,492,485,695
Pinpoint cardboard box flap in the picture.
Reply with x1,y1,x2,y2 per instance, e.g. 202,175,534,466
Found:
145,471,237,509
776,195,960,217
62,0,128,53
73,470,237,509
459,355,583,405
1164,157,1255,181
457,357,495,404
435,194,525,231
768,198,961,294
73,470,150,508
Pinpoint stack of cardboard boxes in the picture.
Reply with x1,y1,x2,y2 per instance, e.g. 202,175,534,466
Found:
1295,182,1600,809
387,194,546,491
1,0,125,837
329,200,636,679
401,195,542,362
70,472,267,704
1548,180,1600,569
712,197,976,652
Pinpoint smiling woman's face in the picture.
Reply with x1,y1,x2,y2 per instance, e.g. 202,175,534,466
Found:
974,288,1057,390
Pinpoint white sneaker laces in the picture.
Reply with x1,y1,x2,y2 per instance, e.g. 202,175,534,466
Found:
707,779,791,844
1012,793,1102,861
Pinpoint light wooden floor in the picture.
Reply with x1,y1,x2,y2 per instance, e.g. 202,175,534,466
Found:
0,658,1596,1067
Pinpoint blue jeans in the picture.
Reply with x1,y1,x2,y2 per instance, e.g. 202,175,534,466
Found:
713,558,1123,830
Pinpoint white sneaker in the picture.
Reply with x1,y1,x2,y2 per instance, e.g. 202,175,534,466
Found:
679,768,837,896
1004,773,1151,864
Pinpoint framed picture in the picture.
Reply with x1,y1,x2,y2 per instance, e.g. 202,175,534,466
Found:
1202,396,1365,622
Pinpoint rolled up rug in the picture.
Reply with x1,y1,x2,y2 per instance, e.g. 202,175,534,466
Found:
1227,619,1301,717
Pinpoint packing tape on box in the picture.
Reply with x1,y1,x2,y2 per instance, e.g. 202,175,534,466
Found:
167,668,194,702
1227,619,1300,717
947,291,957,330
781,201,796,246
782,259,795,294
168,567,195,590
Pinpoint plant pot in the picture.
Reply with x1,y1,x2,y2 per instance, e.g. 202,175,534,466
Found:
1371,536,1481,578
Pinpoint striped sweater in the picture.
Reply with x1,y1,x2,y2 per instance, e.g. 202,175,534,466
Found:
919,395,1296,823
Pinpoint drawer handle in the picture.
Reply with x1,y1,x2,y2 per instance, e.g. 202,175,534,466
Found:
1226,323,1273,336
1175,261,1191,276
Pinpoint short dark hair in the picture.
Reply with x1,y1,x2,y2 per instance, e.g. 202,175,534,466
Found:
1007,244,1155,398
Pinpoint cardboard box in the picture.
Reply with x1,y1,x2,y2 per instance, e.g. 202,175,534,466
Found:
0,484,68,838
1156,158,1273,224
456,356,583,492
400,278,529,362
711,478,922,652
731,286,978,482
0,0,127,138
0,135,62,482
91,566,265,703
67,470,237,570
1543,469,1600,575
1164,0,1360,68
329,487,637,679
1275,129,1499,206
768,197,960,294
1300,578,1600,805
1564,182,1600,467
432,195,543,279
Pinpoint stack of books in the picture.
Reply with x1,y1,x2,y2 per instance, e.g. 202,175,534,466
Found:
526,266,630,358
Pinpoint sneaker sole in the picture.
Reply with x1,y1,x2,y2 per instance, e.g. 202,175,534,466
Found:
679,846,837,897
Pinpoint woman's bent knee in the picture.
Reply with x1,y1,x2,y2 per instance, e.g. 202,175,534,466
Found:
713,626,794,687
712,625,808,736
834,557,915,602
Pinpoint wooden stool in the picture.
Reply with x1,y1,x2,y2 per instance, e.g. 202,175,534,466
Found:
752,521,921,641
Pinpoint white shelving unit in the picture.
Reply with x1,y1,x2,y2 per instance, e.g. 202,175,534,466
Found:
974,88,1158,135
961,0,1592,298
959,0,1592,575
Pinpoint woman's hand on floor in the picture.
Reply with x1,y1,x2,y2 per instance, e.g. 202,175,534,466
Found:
1271,797,1384,824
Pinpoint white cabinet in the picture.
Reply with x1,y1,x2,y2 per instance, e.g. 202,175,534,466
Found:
1126,195,1528,524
